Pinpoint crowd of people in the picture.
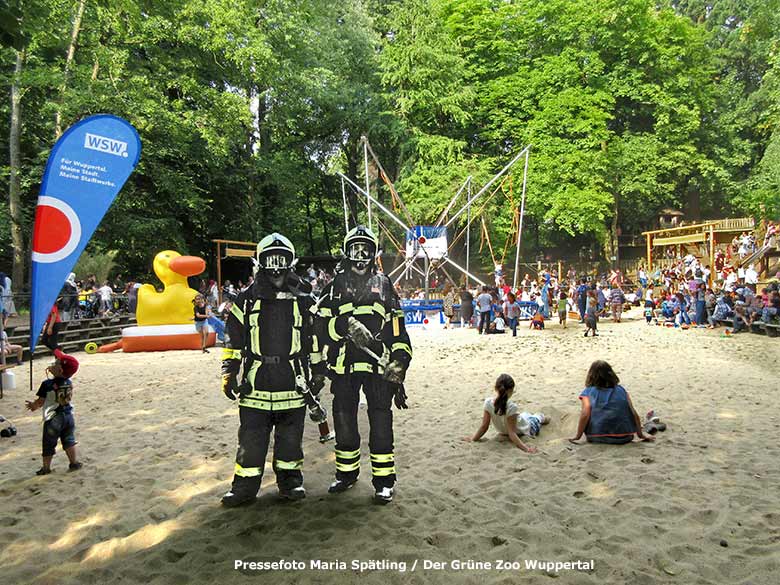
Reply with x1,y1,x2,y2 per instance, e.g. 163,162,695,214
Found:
433,244,779,336
51,273,140,321
435,266,638,336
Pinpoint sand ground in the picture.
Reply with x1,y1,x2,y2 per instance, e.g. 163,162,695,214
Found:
1,312,779,585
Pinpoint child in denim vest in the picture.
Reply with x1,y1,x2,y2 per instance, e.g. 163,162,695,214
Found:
569,361,654,445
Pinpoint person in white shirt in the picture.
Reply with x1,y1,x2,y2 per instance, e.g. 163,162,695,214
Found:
97,282,113,315
489,312,506,334
464,374,547,453
502,293,522,336
476,286,493,334
638,268,647,287
744,264,759,290
725,271,738,292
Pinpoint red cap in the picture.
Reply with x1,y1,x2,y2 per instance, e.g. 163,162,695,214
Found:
53,349,79,379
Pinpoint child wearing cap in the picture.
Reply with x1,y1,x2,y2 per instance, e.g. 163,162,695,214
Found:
25,349,82,475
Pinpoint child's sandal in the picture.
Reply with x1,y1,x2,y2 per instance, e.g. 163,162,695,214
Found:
68,462,83,472
35,467,51,476
643,421,667,434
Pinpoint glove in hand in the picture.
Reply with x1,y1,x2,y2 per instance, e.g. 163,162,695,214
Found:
383,360,406,385
222,373,238,400
347,317,374,350
309,373,326,395
392,384,408,409
309,403,328,424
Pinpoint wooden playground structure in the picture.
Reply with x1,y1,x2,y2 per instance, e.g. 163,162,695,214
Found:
641,217,766,284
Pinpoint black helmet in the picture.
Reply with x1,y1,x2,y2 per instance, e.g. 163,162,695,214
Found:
255,232,296,278
343,225,377,273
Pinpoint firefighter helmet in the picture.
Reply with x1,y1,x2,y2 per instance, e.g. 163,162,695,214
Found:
255,232,296,278
343,225,377,273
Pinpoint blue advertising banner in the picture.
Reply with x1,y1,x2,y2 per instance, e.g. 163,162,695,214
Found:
29,114,141,351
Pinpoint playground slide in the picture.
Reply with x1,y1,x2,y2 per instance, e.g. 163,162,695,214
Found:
739,242,773,268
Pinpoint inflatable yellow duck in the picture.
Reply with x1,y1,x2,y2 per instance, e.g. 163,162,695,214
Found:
97,249,215,353
136,250,206,326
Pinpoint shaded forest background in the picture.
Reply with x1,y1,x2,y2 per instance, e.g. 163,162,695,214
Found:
1,0,779,287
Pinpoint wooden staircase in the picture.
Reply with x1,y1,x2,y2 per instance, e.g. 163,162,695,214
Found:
2,315,137,363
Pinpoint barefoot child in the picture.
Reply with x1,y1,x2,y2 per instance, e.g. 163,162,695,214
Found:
465,374,548,453
530,310,545,330
25,349,83,475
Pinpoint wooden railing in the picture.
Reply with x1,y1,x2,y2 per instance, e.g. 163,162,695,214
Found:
712,217,755,231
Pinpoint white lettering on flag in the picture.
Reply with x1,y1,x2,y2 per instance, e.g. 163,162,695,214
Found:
84,133,129,157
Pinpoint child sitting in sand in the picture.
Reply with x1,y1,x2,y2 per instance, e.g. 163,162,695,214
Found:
464,374,548,453
569,360,654,445
488,311,506,334
25,349,83,475
530,310,545,330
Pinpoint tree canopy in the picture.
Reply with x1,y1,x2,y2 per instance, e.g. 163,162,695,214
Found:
2,0,778,285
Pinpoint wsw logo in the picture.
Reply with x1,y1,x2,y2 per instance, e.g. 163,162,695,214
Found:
84,133,129,157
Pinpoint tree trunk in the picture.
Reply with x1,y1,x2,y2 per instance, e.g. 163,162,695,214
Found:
305,190,314,255
318,189,331,251
9,50,26,291
611,191,619,268
686,183,701,222
55,0,87,138
602,192,619,267
601,140,619,268
345,139,360,223
256,91,272,154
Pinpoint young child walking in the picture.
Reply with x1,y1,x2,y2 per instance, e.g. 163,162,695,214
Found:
558,291,568,328
25,349,83,475
644,300,657,325
465,374,548,453
584,289,599,337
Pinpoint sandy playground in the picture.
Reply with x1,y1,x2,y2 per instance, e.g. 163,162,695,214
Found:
1,313,779,585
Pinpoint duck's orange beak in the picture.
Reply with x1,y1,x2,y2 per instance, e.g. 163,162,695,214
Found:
169,255,205,277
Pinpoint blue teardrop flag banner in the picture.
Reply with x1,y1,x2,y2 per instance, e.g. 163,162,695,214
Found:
29,114,141,352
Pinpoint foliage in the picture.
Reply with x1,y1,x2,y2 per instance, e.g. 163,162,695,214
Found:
1,0,779,283
73,249,117,284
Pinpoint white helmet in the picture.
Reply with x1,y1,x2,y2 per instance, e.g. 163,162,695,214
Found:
255,232,296,279
343,225,377,274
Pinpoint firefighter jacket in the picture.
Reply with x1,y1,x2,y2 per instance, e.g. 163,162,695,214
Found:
315,270,412,376
222,274,323,411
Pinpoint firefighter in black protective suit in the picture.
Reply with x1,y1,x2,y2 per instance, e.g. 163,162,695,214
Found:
314,225,412,504
220,233,327,507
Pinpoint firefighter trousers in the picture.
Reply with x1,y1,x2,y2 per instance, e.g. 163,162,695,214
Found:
231,405,305,496
331,372,395,489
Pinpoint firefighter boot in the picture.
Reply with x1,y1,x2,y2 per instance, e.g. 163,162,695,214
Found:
221,476,261,508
